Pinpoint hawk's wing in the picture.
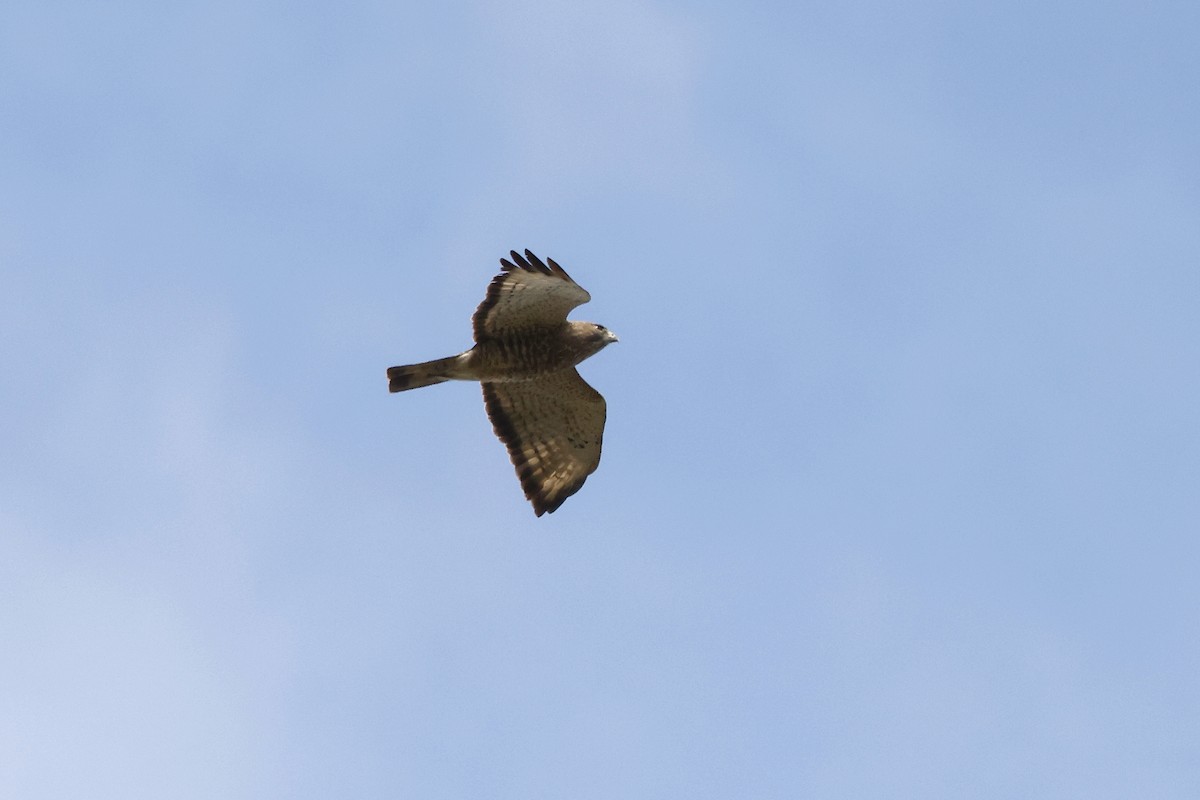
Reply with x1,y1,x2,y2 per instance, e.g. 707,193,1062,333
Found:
482,368,607,516
472,250,591,341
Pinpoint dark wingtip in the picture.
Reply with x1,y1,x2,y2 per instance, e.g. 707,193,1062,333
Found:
529,488,570,516
509,250,530,271
522,249,553,275
498,249,570,281
545,257,572,281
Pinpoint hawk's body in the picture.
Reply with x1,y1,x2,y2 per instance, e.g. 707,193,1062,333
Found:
387,250,617,516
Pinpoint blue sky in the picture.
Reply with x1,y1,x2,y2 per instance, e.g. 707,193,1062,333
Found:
2,1,1198,797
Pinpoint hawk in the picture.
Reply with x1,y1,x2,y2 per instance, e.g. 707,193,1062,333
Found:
387,249,618,516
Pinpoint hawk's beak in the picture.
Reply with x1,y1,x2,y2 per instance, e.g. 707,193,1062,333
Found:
608,331,620,344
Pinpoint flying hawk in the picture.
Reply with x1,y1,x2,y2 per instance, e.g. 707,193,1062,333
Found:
387,250,618,516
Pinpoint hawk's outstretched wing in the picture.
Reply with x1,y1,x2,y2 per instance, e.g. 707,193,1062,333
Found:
481,368,606,516
472,249,591,341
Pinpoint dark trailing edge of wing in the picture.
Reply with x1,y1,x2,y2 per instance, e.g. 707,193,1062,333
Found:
473,249,577,340
482,381,585,517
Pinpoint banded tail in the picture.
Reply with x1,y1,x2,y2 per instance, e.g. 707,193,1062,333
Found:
387,354,462,392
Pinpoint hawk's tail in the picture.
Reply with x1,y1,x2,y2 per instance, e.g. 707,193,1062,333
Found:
387,355,461,392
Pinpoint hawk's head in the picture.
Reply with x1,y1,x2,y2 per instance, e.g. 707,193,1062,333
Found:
589,323,619,346
566,321,619,363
